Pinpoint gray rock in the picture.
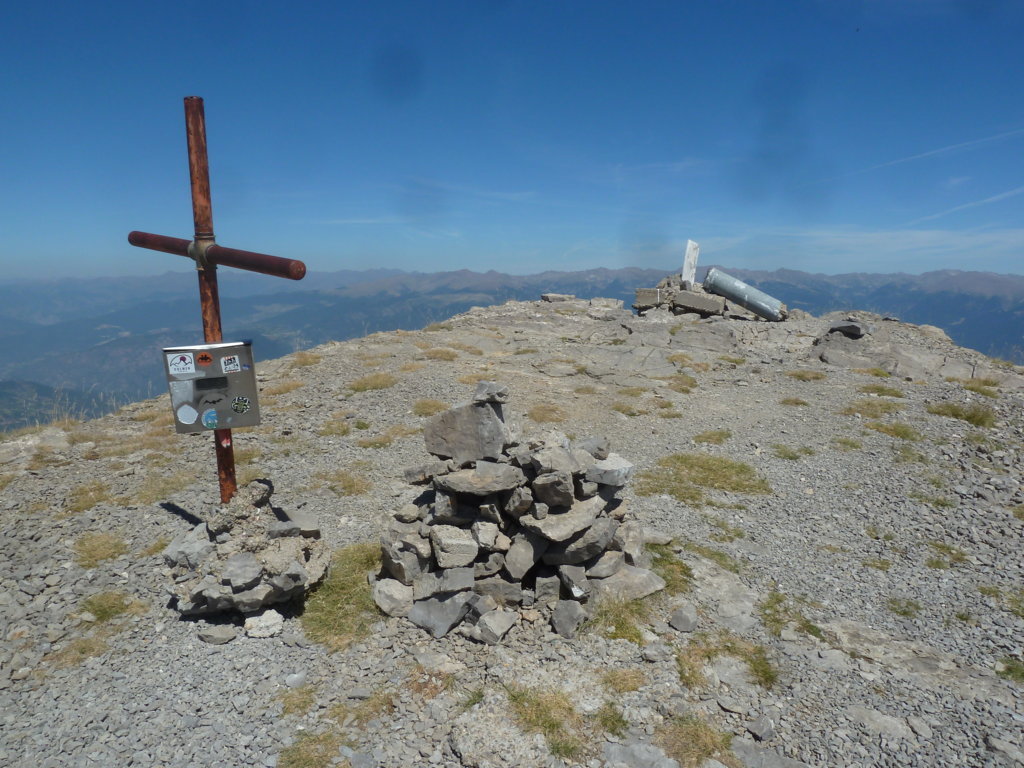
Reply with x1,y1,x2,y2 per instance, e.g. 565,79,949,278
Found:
423,402,509,465
267,520,301,538
504,530,550,579
518,495,605,542
429,525,479,568
531,471,575,507
244,609,284,638
232,584,274,612
504,486,533,516
542,518,619,565
428,491,475,526
412,567,474,600
669,603,699,632
285,672,307,688
746,715,776,741
474,609,517,644
163,523,213,569
403,459,455,485
221,553,262,592
472,381,510,404
473,576,523,606
575,479,599,499
281,507,321,538
557,564,590,599
642,643,673,662
551,599,588,638
611,520,647,565
731,737,811,767
534,574,561,607
372,578,413,617
407,592,473,638
671,289,726,316
845,705,913,739
392,503,421,523
829,319,871,338
530,502,549,520
197,624,237,645
434,462,526,496
380,530,432,585
586,550,625,578
473,552,505,578
986,735,1024,765
471,520,499,550
529,446,580,475
585,453,634,486
591,565,665,603
604,740,680,768
576,436,610,460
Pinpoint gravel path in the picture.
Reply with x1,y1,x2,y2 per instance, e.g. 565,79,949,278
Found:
2,297,1022,768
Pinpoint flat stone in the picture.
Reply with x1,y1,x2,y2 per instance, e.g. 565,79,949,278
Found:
473,575,523,606
471,521,499,550
603,740,680,768
430,525,479,568
504,530,550,580
473,552,505,578
197,624,237,645
392,503,421,524
518,495,605,542
504,486,534,516
428,491,475,526
845,705,913,739
731,737,811,767
611,520,647,565
531,471,575,507
747,714,776,741
474,609,517,644
380,531,432,585
669,603,699,632
434,462,526,496
591,565,665,604
423,402,508,465
163,523,213,569
586,550,625,579
576,436,610,460
244,609,284,638
412,567,474,600
557,564,590,600
221,553,263,592
472,381,510,404
534,574,561,607
551,600,588,638
542,518,619,565
232,583,274,612
373,578,414,617
403,459,454,485
407,592,473,638
642,643,673,662
829,319,871,338
585,453,634,487
529,446,580,475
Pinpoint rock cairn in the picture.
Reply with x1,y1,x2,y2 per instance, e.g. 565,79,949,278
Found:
373,381,665,644
633,272,726,317
163,480,329,615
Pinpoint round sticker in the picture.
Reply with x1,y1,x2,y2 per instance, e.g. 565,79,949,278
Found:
196,351,214,367
201,409,219,429
176,404,199,425
231,396,251,414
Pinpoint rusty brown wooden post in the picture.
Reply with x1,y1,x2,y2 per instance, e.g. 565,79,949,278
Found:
129,96,306,504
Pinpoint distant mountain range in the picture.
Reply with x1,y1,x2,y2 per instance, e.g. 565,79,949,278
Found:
1,266,1021,432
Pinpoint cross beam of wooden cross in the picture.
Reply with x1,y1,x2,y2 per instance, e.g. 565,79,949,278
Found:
128,96,306,503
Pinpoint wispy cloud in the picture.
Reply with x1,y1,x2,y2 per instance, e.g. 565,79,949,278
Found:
855,127,1024,175
943,176,970,189
908,184,1024,225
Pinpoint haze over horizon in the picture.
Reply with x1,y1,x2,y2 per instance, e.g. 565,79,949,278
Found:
3,1,1023,280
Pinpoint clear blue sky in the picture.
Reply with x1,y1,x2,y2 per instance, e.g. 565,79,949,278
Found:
2,0,1023,279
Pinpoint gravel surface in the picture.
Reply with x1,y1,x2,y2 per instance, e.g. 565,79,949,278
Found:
2,297,1022,768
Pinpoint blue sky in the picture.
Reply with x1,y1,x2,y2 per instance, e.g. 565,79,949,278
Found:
2,0,1023,279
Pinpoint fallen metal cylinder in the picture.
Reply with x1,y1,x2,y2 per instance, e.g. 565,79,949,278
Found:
703,267,787,322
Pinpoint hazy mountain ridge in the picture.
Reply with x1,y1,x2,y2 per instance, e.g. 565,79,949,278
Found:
2,266,1022,432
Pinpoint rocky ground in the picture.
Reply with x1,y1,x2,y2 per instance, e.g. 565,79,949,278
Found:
1,295,1022,768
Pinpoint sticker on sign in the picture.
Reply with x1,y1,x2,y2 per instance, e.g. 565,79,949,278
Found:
221,354,241,374
167,352,196,375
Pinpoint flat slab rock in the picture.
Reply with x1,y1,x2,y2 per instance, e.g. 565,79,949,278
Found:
517,495,605,542
434,462,525,495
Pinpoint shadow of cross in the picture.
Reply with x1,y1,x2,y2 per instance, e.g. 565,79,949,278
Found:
128,96,306,504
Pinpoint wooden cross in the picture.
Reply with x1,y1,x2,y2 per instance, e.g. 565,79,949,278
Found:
128,96,306,503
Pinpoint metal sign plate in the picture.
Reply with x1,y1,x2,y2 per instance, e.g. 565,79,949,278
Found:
162,341,261,433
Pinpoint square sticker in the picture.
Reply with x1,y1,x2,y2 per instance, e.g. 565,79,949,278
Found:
221,354,242,374
167,352,196,376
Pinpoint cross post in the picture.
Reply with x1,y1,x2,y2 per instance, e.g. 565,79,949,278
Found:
129,96,306,503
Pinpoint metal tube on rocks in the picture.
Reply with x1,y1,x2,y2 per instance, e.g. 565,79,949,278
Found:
703,267,788,322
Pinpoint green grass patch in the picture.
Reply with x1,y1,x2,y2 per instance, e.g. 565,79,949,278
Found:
862,557,891,572
636,453,771,506
647,542,694,594
278,685,317,716
349,373,397,392
693,429,731,445
887,597,921,617
668,374,698,394
962,381,998,398
706,516,745,543
841,398,903,418
504,685,585,760
278,730,346,768
757,592,824,640
412,399,447,417
73,532,128,569
612,401,645,417
65,481,112,514
894,444,927,463
80,591,147,623
676,631,777,689
854,367,891,378
780,397,809,406
772,444,815,460
926,402,996,428
585,598,650,644
601,668,647,693
301,542,381,652
998,657,1024,684
786,370,826,381
657,715,735,768
683,542,741,573
833,437,862,451
859,383,904,397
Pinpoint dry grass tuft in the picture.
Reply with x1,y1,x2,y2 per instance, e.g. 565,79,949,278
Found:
693,429,731,445
412,399,448,417
350,373,397,392
47,635,110,668
291,351,322,367
264,380,305,396
647,542,694,594
859,383,904,398
278,684,317,716
74,532,128,568
424,348,458,361
601,668,647,693
277,730,346,768
65,481,112,515
772,444,815,460
657,716,737,768
586,598,651,644
668,374,697,393
926,402,996,428
504,684,585,760
527,404,567,423
676,631,777,689
400,361,425,373
758,592,824,640
865,421,922,441
637,453,771,505
841,399,902,418
317,470,372,496
317,418,352,437
80,591,147,623
833,437,862,451
301,542,381,652
780,397,809,406
854,367,891,378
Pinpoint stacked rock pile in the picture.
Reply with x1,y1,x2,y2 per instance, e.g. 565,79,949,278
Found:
372,382,665,644
163,479,329,615
632,272,726,317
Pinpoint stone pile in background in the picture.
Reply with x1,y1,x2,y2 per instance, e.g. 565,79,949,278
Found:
163,479,329,615
372,381,665,644
632,272,727,318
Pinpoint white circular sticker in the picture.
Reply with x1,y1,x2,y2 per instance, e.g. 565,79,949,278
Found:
176,404,199,425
